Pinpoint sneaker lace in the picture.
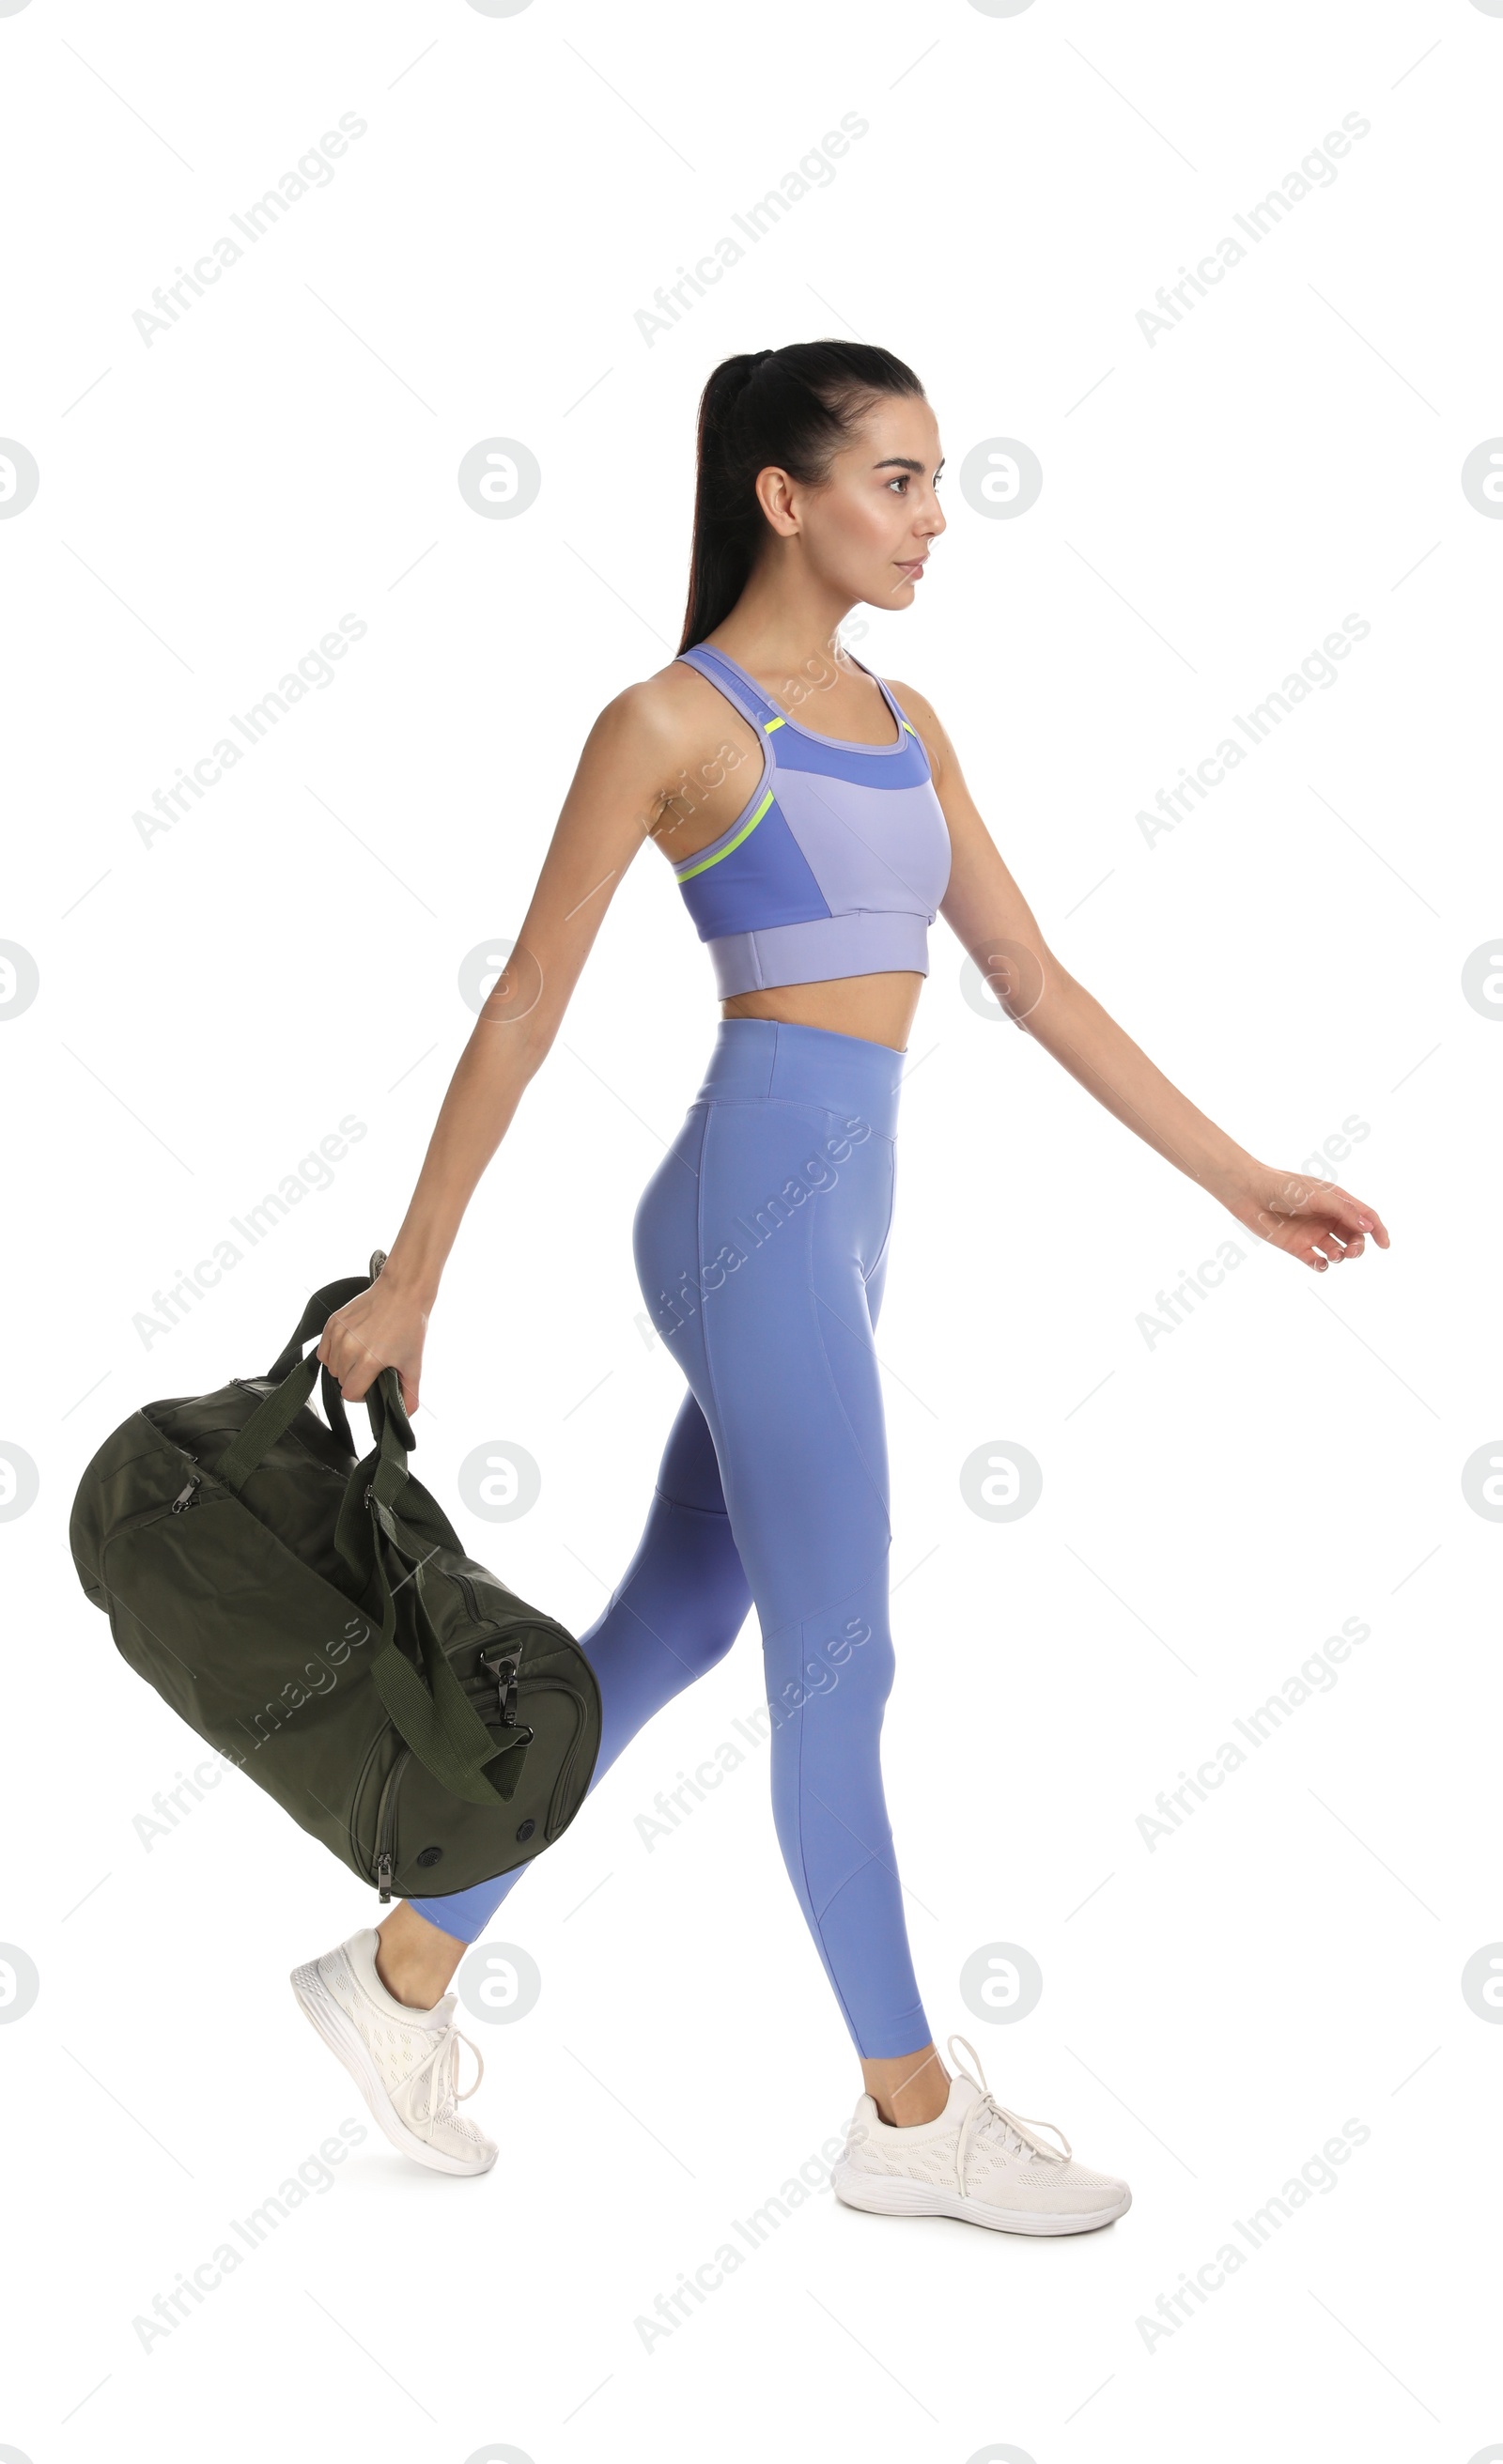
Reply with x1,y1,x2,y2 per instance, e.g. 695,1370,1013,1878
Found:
946,2034,1072,2189
409,2014,485,2128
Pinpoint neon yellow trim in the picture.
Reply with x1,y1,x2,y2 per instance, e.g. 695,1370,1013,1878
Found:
674,787,775,882
763,716,785,733
903,720,917,735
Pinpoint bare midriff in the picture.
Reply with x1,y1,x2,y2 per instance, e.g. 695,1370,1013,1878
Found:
720,969,923,1056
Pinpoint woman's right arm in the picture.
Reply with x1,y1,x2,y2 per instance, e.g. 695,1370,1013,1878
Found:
317,681,678,1410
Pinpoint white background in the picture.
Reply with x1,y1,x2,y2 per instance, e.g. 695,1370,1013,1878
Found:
3,1,1499,2458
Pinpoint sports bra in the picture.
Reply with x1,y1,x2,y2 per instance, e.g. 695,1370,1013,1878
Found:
669,641,953,999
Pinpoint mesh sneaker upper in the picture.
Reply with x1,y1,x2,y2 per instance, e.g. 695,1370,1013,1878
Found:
319,1942,494,2162
842,2038,1125,2215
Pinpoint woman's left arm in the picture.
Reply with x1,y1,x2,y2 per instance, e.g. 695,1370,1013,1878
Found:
893,681,1390,1273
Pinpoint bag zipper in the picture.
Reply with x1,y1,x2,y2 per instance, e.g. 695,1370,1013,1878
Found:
533,1680,589,1836
101,1464,205,1551
476,1641,525,1728
367,1668,588,1896
348,1723,388,1876
373,1746,411,1900
456,1566,525,1627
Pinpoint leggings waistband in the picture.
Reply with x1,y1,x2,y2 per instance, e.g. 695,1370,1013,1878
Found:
693,1017,906,1141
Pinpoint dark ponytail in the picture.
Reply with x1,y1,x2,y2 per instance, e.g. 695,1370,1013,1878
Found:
678,340,926,654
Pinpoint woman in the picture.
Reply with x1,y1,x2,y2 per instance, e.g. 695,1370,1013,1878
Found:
294,341,1388,2229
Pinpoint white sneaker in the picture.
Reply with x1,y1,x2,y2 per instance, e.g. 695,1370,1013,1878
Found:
831,2033,1130,2235
290,1927,497,2177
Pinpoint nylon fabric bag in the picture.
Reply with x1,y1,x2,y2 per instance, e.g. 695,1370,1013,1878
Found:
69,1264,602,1901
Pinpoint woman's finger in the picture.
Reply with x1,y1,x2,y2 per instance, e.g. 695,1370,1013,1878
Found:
1318,1186,1390,1247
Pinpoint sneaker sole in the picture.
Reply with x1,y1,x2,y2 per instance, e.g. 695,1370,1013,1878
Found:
289,1956,497,2178
829,2162,1130,2236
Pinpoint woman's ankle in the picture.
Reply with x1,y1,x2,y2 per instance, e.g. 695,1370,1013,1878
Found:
861,2041,951,2128
374,1904,465,2009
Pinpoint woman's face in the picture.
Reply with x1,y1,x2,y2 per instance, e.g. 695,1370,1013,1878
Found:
755,392,946,612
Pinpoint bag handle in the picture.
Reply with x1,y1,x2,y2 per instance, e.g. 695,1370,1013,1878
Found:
215,1349,324,1492
330,1367,467,1591
265,1265,386,1459
213,1284,531,1809
265,1271,376,1381
218,1255,391,1490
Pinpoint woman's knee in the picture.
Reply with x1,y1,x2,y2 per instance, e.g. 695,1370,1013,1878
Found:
765,1611,896,1736
809,1608,896,1710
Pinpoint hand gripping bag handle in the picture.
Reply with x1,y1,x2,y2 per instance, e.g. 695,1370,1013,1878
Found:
215,1258,432,1537
263,1265,386,1456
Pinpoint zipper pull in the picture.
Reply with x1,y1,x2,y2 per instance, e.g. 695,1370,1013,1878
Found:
376,1852,394,1903
480,1645,522,1727
170,1472,201,1514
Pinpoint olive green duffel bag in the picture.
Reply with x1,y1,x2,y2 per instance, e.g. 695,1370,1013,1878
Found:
70,1261,601,1902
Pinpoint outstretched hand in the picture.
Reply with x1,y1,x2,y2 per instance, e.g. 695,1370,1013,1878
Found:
1227,1165,1390,1271
316,1269,428,1414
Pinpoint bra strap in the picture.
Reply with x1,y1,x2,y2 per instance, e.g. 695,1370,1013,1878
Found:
676,642,786,736
845,650,913,738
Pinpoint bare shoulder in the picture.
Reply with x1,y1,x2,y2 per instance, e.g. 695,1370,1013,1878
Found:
588,658,740,800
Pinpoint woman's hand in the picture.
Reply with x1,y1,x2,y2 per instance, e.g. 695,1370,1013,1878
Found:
1223,1164,1390,1271
316,1267,430,1413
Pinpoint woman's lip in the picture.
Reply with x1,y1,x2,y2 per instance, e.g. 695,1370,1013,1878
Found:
896,559,927,577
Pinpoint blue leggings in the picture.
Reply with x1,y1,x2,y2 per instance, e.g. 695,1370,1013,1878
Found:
408,1017,932,2060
